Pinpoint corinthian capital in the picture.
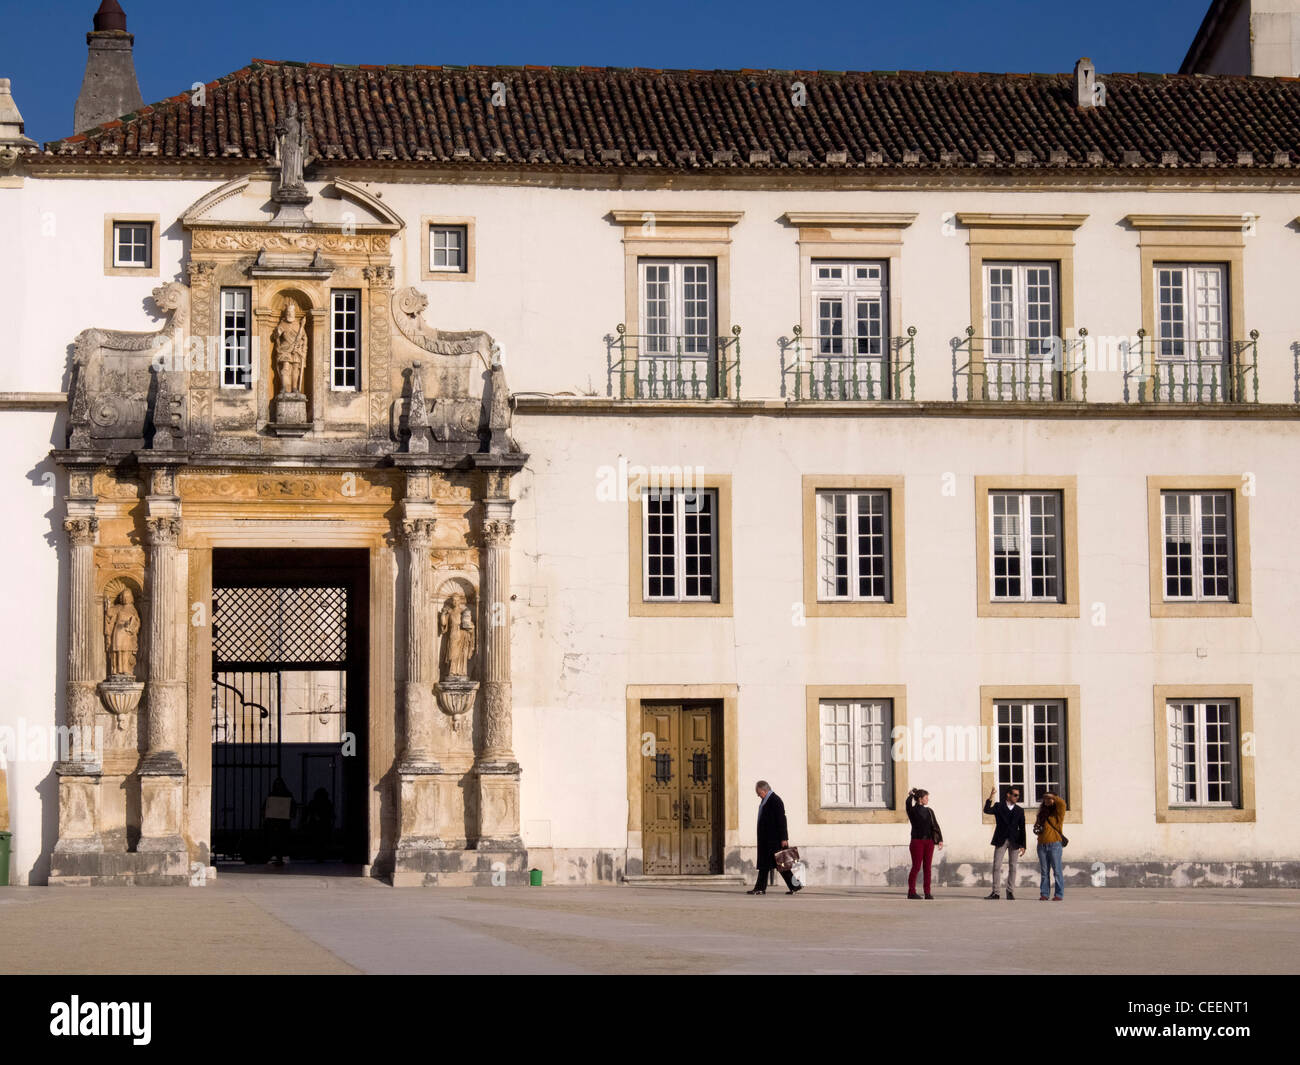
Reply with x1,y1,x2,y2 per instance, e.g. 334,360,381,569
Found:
63,516,99,546
401,517,437,546
482,518,516,546
145,516,182,545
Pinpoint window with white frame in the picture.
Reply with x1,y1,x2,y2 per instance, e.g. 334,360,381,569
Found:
819,698,893,808
331,289,360,390
1167,699,1239,808
983,262,1058,399
220,288,252,388
112,221,152,268
815,490,891,602
1156,263,1227,366
989,491,1063,602
984,262,1058,356
1161,491,1235,602
996,700,1066,805
811,261,887,357
643,488,717,602
639,259,715,356
429,225,467,272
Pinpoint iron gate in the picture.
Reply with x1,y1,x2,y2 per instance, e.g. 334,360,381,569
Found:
211,583,350,862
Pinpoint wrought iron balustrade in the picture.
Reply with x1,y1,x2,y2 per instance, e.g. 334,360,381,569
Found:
950,328,1088,402
605,325,742,399
779,326,917,400
1123,329,1259,404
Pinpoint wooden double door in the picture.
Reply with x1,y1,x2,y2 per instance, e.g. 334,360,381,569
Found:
641,702,722,874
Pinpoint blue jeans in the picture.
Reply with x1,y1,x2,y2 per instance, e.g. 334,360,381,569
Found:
1037,842,1064,899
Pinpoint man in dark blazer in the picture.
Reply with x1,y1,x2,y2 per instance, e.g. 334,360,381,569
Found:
983,784,1027,899
748,780,800,895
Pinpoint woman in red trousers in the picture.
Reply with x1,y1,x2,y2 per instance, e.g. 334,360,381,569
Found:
905,788,944,899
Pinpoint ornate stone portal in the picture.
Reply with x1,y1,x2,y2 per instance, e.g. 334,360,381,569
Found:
50,170,528,886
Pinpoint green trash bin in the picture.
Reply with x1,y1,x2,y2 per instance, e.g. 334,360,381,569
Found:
0,832,11,887
528,868,542,887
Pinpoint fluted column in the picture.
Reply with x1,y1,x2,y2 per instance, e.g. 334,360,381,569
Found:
142,512,184,773
51,503,106,868
392,475,446,882
478,500,518,766
400,513,439,769
136,468,188,864
474,494,522,853
62,514,101,770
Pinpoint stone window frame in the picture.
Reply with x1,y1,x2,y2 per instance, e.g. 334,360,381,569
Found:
1146,475,1252,618
1152,684,1255,824
627,473,733,618
421,216,476,282
801,474,906,617
973,475,1080,618
1126,216,1248,379
610,211,742,341
956,214,1087,368
979,684,1084,825
805,684,909,824
104,214,160,277
781,213,915,360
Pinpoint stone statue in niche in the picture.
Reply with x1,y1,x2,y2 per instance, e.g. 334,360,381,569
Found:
439,592,476,678
272,303,308,395
269,301,310,432
104,588,140,678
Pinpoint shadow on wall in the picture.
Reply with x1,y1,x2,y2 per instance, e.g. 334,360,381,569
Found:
24,422,67,884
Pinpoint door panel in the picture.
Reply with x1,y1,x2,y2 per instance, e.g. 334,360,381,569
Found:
641,701,721,875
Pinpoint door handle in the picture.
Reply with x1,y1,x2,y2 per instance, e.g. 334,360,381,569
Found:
671,799,680,820
682,802,691,828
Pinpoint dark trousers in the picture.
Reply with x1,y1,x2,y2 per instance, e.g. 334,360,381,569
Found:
755,864,794,892
908,839,935,894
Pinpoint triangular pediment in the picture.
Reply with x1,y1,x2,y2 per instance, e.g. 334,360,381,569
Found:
181,176,403,232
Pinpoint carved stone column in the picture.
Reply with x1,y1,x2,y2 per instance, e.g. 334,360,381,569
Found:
393,474,445,883
63,513,102,769
400,512,439,770
52,495,105,867
475,496,522,849
136,465,188,866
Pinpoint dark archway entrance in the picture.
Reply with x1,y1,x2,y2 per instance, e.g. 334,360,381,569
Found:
210,548,369,868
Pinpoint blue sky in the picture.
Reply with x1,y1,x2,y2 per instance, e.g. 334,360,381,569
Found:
5,0,1210,144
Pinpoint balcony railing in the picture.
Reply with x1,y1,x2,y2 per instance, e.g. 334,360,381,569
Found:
778,326,917,401
1123,329,1259,404
950,328,1088,402
605,325,742,399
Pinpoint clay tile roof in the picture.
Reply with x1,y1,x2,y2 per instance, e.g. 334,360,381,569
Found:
36,60,1300,169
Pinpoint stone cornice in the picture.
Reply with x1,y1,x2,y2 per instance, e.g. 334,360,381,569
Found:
957,212,1089,229
0,391,66,410
782,211,917,228
1126,213,1257,230
609,209,743,226
511,396,1300,420
19,157,1300,194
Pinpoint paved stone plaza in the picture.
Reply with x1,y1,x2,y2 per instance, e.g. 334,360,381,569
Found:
3,876,1297,974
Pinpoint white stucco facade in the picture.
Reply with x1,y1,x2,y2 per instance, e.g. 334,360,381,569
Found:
1,160,1298,886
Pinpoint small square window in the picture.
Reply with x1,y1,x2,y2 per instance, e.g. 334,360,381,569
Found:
429,225,467,272
113,222,152,268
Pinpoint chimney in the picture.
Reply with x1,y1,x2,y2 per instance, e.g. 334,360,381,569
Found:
0,79,37,148
1074,57,1102,108
73,0,144,133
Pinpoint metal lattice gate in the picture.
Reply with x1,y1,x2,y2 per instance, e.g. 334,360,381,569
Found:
211,582,351,863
